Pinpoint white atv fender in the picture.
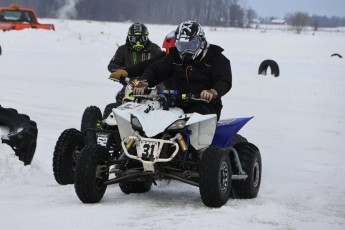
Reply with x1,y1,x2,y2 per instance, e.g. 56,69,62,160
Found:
185,113,217,150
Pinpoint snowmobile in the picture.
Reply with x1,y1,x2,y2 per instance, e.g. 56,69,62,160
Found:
73,89,262,208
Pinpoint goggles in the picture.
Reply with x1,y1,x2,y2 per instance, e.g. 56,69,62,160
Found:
176,37,202,54
128,35,148,44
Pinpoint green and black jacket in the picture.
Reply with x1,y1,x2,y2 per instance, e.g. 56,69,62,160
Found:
108,39,163,72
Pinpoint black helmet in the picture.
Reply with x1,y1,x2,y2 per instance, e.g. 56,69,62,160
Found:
175,21,206,62
127,22,149,52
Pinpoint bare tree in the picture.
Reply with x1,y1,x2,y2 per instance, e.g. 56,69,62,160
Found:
222,0,245,27
312,19,319,32
288,12,309,34
246,8,257,21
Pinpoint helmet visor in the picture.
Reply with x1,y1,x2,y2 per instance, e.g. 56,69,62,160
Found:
128,35,148,44
176,37,201,54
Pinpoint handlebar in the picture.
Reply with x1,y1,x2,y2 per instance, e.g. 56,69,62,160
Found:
108,74,210,104
133,89,209,103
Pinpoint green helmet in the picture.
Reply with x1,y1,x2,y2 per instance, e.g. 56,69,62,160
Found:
127,22,149,52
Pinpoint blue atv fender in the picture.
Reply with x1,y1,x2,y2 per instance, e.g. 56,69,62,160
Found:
211,117,253,147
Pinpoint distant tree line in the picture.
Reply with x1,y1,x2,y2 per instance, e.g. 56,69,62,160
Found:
309,14,345,28
68,0,250,27
2,0,248,26
2,0,345,28
285,12,345,33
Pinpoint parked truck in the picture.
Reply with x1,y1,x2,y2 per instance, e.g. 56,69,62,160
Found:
0,4,55,31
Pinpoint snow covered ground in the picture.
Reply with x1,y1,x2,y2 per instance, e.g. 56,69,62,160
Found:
1,19,345,229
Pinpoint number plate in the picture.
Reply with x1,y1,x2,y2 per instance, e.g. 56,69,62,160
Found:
96,133,109,147
139,141,159,159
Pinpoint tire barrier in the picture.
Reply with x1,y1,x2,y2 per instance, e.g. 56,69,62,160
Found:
258,59,280,77
331,53,342,58
0,105,38,165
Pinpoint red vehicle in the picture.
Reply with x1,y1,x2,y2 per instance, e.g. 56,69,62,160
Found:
0,4,55,31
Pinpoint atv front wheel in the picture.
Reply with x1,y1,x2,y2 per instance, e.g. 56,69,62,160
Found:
199,147,232,208
74,144,109,203
53,128,84,185
81,106,102,144
231,142,261,199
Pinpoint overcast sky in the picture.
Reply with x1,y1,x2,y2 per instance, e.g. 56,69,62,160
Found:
244,0,345,18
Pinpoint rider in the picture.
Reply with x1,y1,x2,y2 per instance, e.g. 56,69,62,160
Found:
109,30,176,82
108,22,163,104
133,21,232,120
104,31,175,118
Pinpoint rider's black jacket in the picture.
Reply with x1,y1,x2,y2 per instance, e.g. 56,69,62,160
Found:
140,44,232,118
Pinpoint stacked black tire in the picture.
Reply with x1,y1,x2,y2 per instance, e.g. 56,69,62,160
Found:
0,105,38,165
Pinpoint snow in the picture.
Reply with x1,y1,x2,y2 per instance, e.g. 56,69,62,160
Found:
1,19,345,229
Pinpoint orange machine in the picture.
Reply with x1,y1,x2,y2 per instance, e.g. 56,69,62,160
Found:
0,4,55,31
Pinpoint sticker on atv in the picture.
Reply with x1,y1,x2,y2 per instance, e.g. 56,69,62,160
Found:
117,102,141,110
96,133,109,147
139,141,159,159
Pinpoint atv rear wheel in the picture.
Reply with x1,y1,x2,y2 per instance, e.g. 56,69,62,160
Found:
231,142,261,199
81,106,102,144
74,144,109,203
53,128,84,185
228,134,248,147
199,147,232,208
118,158,152,194
119,180,152,194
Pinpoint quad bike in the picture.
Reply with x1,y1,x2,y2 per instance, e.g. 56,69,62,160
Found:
0,105,38,165
53,102,103,185
73,89,262,208
52,78,131,185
